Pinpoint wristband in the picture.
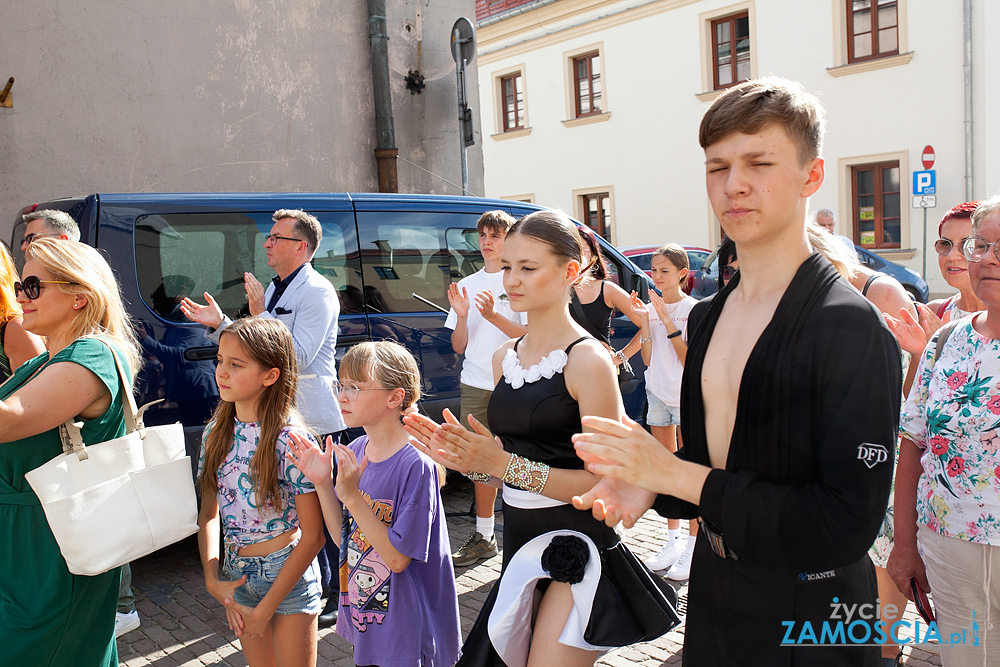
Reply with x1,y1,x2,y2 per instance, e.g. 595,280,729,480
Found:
667,329,682,339
502,454,550,494
639,334,652,344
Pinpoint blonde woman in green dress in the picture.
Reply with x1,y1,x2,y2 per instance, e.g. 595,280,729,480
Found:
0,238,141,667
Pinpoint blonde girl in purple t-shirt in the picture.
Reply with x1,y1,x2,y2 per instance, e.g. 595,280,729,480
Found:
197,316,326,667
287,341,461,667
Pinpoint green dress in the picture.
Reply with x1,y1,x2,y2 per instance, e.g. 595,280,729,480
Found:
0,338,129,667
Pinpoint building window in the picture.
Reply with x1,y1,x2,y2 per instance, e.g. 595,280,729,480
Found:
852,161,900,249
848,0,898,63
582,192,611,240
573,52,601,118
712,12,751,90
500,72,524,132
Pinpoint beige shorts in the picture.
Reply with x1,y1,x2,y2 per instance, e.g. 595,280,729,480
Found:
459,383,493,430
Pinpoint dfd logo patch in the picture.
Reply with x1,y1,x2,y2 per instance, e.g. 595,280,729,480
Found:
856,443,889,469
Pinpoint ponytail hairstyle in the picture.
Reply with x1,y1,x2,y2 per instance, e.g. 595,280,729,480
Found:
575,225,607,280
652,243,691,291
199,317,300,511
507,211,596,285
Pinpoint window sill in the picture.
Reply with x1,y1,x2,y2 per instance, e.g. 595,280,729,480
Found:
827,52,914,77
491,127,532,141
561,112,611,128
868,247,917,261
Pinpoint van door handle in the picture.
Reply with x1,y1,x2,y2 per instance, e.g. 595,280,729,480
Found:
184,346,219,361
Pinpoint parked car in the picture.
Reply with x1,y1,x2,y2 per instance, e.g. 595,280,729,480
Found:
620,245,710,295
690,243,930,302
13,194,655,460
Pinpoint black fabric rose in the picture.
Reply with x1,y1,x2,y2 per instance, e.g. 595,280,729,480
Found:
540,535,590,585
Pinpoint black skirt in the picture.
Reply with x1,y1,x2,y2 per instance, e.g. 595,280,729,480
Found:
457,501,680,667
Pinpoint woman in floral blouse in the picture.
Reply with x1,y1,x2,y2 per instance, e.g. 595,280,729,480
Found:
888,195,1000,666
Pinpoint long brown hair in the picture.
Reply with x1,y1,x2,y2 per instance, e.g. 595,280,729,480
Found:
508,211,597,283
199,317,300,511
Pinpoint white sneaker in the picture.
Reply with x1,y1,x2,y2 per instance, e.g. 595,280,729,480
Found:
115,610,140,638
644,537,684,571
665,548,694,581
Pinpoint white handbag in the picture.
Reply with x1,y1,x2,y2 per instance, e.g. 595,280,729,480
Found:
24,340,200,576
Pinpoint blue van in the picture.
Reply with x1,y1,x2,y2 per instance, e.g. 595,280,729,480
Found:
13,193,653,459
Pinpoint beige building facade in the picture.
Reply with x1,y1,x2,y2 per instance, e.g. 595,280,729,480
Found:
0,0,484,238
476,0,1000,294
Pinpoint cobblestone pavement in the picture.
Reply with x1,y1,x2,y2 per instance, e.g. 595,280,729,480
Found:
119,477,943,666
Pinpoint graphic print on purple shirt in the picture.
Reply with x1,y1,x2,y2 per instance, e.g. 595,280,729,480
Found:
334,435,462,667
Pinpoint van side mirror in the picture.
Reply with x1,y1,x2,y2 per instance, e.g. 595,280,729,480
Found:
630,272,649,301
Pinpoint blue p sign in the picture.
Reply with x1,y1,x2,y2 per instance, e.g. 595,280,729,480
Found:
913,170,936,195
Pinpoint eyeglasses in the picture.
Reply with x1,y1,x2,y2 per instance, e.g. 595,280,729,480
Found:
934,237,970,256
263,234,304,245
962,237,1000,263
721,265,738,280
21,232,60,247
331,380,392,401
14,275,79,300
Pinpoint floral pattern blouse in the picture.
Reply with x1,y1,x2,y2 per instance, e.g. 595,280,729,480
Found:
900,315,1000,545
198,419,318,547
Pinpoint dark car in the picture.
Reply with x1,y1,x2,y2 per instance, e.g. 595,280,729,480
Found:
690,243,930,302
13,194,655,460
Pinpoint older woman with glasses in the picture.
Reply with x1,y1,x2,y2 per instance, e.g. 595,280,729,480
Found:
0,238,141,666
886,195,1000,667
928,201,985,322
0,244,45,381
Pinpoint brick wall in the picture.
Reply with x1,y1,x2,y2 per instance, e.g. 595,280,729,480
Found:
476,0,541,22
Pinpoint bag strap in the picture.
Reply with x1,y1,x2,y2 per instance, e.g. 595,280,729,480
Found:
933,321,960,364
58,338,162,460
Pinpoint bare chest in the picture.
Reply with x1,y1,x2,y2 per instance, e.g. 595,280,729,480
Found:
700,297,778,467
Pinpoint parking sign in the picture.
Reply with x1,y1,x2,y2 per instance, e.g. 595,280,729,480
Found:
913,170,936,195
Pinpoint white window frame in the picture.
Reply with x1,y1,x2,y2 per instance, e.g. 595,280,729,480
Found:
491,63,531,140
562,43,611,127
573,186,616,245
696,1,757,103
828,0,912,77
837,150,914,259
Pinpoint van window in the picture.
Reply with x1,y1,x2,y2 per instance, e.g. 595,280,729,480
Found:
134,212,361,321
357,211,483,313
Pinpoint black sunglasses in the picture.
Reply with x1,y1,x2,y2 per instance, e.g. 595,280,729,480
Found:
20,232,60,246
14,275,78,300
721,265,738,280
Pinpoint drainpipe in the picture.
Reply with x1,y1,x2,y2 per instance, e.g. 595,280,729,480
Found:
964,0,973,201
368,0,398,193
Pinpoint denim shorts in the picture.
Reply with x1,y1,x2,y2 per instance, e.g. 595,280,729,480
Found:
223,536,323,616
646,390,681,427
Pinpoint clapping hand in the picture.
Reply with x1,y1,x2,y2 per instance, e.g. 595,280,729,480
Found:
244,273,266,316
332,442,368,509
286,433,335,488
474,290,498,320
883,302,943,357
629,291,649,323
180,292,225,329
403,408,504,475
572,476,657,529
447,284,471,319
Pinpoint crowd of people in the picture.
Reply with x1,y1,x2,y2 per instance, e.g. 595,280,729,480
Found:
1,76,997,667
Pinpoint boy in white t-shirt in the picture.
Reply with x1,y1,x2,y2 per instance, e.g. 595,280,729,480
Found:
444,210,527,566
631,243,699,580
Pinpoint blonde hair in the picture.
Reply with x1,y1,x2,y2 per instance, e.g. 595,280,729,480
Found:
199,317,300,511
0,244,22,322
807,223,858,280
339,340,421,411
24,238,141,381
